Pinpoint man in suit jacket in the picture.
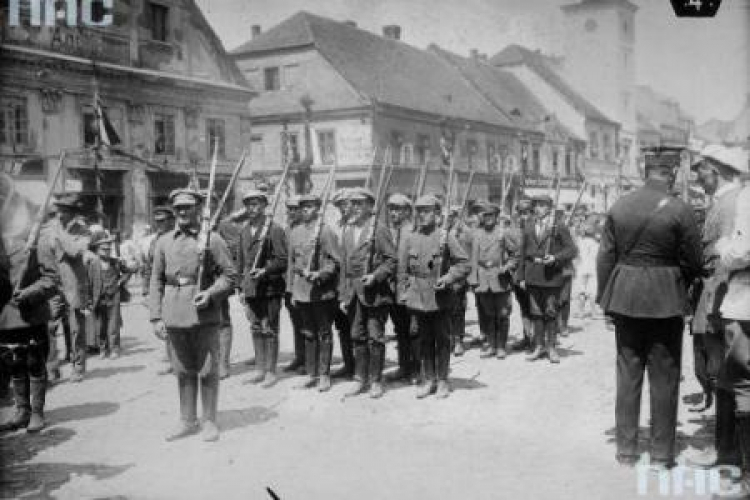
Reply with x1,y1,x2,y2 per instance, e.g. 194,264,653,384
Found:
282,196,305,374
688,145,746,468
597,147,702,468
237,189,288,388
339,187,397,399
511,197,535,352
518,194,577,364
329,189,355,380
468,203,519,359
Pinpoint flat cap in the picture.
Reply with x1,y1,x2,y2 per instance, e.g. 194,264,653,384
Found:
533,194,553,205
90,230,115,248
153,205,174,221
169,188,203,206
52,192,84,210
242,189,269,202
387,193,413,207
332,188,351,205
286,195,301,208
414,194,442,208
477,202,500,215
349,187,375,202
299,193,321,205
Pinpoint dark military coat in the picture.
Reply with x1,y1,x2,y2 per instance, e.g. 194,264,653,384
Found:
237,215,288,298
597,179,703,318
468,225,519,293
338,217,397,307
287,219,340,303
518,216,578,288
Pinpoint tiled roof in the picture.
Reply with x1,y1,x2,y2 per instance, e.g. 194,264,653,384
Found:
491,44,618,126
233,12,516,128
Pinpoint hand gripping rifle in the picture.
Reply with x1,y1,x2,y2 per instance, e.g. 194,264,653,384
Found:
14,151,68,294
365,157,395,274
210,150,248,232
305,160,338,274
195,139,219,293
438,149,457,278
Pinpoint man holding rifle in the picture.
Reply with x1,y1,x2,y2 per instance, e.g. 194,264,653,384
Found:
339,187,397,399
149,188,236,442
237,189,288,388
398,195,469,399
288,193,341,392
518,194,577,364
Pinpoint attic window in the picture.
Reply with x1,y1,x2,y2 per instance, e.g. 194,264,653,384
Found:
264,67,281,91
149,2,168,42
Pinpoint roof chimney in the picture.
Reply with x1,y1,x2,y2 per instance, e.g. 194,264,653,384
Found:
343,20,357,28
382,25,402,41
251,25,262,39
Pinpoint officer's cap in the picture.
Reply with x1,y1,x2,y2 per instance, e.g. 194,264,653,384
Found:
169,188,203,207
414,194,442,209
349,187,376,202
153,205,174,221
286,195,301,208
242,189,269,203
387,193,413,207
299,193,321,206
332,188,351,206
52,192,84,211
533,194,553,206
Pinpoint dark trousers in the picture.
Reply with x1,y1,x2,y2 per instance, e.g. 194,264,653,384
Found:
348,298,388,383
67,308,87,373
285,293,304,364
245,297,282,374
390,304,416,375
450,290,467,344
297,300,336,377
722,320,750,414
95,299,121,353
476,291,512,350
412,310,451,382
167,326,220,424
0,326,49,380
614,315,683,462
333,304,354,371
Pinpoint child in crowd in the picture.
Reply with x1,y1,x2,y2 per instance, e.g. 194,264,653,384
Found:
573,225,599,318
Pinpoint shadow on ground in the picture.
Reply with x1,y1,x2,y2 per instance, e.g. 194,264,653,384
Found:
218,406,279,432
603,416,714,457
45,401,120,425
84,365,145,380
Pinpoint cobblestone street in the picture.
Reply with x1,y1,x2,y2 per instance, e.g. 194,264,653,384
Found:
0,293,718,499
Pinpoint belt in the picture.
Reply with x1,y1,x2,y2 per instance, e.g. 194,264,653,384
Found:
619,256,678,267
478,259,500,269
409,271,436,279
165,276,197,287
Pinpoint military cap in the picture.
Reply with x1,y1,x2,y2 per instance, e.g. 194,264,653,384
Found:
89,230,115,248
286,195,301,208
516,196,533,210
533,194,553,205
153,205,174,221
332,188,351,205
349,187,375,202
242,189,269,203
387,193,413,207
414,194,442,208
52,192,84,210
299,193,321,205
475,202,497,215
169,188,203,207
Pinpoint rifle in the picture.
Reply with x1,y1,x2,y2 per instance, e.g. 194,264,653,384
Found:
544,171,563,256
250,148,294,272
438,149,457,277
195,139,219,293
414,157,429,198
566,179,589,227
210,149,248,231
365,158,395,274
14,151,67,294
458,171,476,221
305,160,338,274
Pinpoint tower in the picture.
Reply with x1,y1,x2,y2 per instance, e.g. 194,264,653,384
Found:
560,0,638,174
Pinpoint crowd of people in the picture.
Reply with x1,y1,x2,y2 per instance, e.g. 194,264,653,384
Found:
2,142,750,495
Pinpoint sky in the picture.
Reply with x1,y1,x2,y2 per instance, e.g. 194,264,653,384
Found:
196,0,749,124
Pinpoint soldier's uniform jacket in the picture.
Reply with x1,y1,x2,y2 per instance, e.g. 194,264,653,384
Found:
41,218,91,310
338,217,397,307
390,221,413,302
518,216,578,288
217,219,243,264
237,215,288,298
693,183,743,333
0,229,59,331
468,226,519,293
148,227,236,329
597,179,703,318
288,219,340,303
511,217,530,284
397,225,470,312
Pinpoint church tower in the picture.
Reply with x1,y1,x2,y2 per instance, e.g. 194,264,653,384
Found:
560,0,638,174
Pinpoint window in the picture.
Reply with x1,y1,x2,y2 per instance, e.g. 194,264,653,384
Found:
390,131,403,165
467,139,478,169
520,142,529,174
317,130,336,165
282,64,300,90
603,133,612,162
90,0,106,23
532,145,541,175
402,144,413,165
552,150,559,174
281,131,300,164
0,98,29,146
416,135,430,165
486,143,496,171
82,110,97,147
589,131,599,159
264,67,281,91
206,118,226,158
154,113,175,155
250,134,264,166
149,2,168,42
565,149,573,176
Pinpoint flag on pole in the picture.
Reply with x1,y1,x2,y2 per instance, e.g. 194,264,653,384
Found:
93,89,121,148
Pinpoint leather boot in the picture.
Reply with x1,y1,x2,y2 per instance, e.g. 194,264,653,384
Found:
547,323,560,364
410,337,422,385
717,390,741,465
27,376,47,433
200,375,219,442
318,338,333,392
218,326,232,380
526,321,546,361
388,335,411,382
261,337,279,388
248,334,266,384
369,342,385,399
166,375,199,441
719,415,750,500
345,344,368,397
297,338,318,389
480,331,497,358
0,377,31,432
436,380,451,399
416,380,436,399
